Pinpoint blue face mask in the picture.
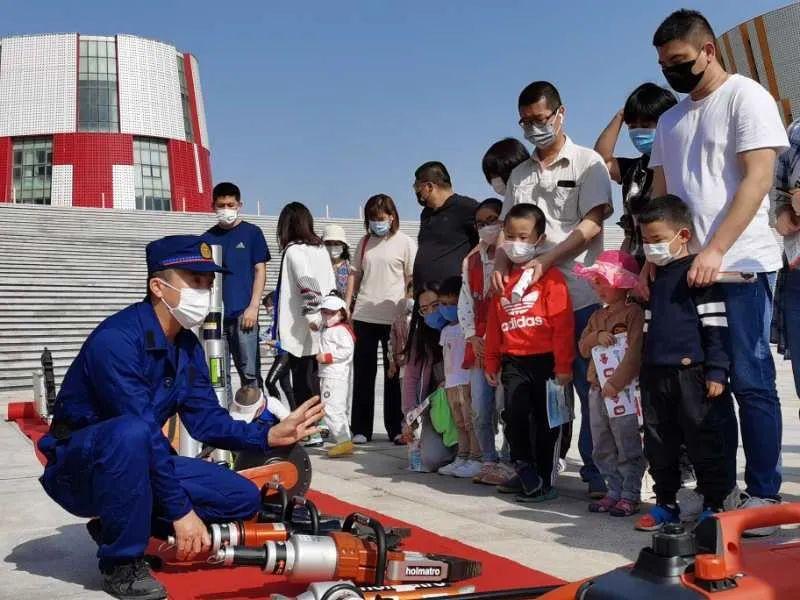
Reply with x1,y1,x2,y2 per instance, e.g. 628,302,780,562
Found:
438,304,459,323
629,128,656,155
369,220,391,236
423,310,448,330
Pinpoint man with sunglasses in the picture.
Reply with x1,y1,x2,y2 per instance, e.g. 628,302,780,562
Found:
412,160,478,292
493,80,613,499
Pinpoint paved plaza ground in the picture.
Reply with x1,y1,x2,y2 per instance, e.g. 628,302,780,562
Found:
2,353,799,598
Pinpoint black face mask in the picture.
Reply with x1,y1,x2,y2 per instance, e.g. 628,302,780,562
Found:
662,53,707,94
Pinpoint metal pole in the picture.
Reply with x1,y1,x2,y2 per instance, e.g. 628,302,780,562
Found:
325,204,329,219
257,200,262,216
205,244,233,465
183,197,186,212
101,192,105,208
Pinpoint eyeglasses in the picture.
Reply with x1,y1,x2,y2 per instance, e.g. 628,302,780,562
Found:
418,300,439,316
476,217,500,229
518,106,560,129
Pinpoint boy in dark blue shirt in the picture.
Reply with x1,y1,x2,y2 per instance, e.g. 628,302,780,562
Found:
203,182,270,390
634,195,738,531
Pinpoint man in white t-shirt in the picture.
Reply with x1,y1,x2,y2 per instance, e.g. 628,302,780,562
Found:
647,9,789,528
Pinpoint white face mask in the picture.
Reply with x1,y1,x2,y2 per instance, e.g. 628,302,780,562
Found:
502,239,541,264
643,232,681,266
478,223,501,246
216,208,239,226
490,177,506,196
327,245,344,260
158,279,211,329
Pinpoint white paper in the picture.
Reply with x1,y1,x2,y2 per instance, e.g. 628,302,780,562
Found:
591,333,642,421
546,379,574,428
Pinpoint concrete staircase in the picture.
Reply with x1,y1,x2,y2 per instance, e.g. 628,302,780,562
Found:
0,203,627,397
0,203,421,395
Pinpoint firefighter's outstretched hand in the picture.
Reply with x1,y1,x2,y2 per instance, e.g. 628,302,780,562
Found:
267,396,324,447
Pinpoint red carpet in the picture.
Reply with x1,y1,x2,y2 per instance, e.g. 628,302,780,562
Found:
8,402,563,599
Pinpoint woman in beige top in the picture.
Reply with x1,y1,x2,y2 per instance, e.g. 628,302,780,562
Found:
345,194,417,444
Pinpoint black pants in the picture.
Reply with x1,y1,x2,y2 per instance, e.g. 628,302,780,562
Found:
265,353,295,409
640,364,738,508
350,320,402,441
501,354,562,489
288,354,320,407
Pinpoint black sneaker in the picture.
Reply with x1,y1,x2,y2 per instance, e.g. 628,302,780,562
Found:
102,559,167,600
496,474,523,494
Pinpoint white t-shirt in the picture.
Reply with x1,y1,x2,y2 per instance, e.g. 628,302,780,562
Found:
352,231,417,325
439,323,470,388
649,74,789,272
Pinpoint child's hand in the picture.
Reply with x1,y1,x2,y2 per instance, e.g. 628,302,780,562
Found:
555,372,573,386
485,372,499,386
706,380,724,398
602,381,619,398
468,336,485,359
596,331,615,346
386,363,397,379
315,353,324,363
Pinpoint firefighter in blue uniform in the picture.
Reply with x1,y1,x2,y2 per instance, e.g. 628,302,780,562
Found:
37,235,324,600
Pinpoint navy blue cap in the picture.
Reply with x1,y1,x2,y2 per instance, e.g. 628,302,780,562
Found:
146,235,224,274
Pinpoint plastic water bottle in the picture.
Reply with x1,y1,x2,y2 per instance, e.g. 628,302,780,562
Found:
408,438,423,472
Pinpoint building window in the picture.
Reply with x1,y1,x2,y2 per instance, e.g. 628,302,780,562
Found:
78,38,119,132
177,56,195,143
134,138,172,211
12,138,53,205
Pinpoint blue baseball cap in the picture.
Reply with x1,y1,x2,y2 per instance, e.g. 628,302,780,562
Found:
146,235,225,274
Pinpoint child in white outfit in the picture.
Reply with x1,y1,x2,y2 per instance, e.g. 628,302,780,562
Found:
316,294,356,457
437,275,483,478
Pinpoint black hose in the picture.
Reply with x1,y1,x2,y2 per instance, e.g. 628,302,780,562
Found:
319,582,363,600
407,586,561,599
342,512,387,586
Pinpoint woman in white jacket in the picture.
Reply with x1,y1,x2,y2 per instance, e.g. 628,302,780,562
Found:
275,202,336,405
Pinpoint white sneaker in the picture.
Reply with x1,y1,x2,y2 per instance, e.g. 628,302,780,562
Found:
352,434,368,445
452,460,483,479
438,458,465,476
738,493,780,537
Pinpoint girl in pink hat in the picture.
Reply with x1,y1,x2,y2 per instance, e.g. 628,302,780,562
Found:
574,250,647,517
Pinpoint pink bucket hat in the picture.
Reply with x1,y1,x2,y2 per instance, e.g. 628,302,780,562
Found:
573,250,640,289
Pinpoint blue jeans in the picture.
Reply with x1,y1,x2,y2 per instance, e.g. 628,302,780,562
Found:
782,269,800,398
723,273,782,499
573,303,603,486
225,315,262,389
470,367,498,462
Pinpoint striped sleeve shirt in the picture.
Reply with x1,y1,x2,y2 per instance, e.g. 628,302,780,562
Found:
643,255,730,383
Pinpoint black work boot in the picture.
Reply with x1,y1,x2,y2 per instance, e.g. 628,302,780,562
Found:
102,559,167,600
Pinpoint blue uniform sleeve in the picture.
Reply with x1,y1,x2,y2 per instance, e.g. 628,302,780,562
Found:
691,284,731,383
251,224,270,264
179,341,275,452
85,330,193,522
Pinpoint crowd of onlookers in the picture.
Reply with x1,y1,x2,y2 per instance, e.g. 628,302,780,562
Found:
207,9,800,536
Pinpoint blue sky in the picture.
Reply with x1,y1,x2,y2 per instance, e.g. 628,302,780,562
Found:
3,0,791,219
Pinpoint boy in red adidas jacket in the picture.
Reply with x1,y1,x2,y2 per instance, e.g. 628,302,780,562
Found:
485,203,574,503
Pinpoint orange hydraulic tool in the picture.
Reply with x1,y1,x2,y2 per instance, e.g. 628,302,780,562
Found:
214,513,481,587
